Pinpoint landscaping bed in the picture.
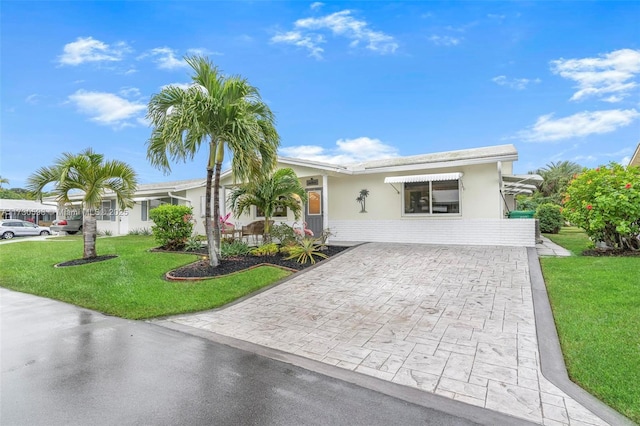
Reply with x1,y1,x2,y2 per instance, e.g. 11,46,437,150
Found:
165,245,350,279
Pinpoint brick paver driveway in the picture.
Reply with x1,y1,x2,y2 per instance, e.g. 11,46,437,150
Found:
162,243,608,426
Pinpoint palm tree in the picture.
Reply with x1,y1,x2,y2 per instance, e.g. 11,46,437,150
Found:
356,189,369,213
229,168,307,239
534,161,583,202
0,176,9,189
27,149,137,259
147,55,279,267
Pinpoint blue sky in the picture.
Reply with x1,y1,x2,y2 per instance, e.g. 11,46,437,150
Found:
2,1,639,188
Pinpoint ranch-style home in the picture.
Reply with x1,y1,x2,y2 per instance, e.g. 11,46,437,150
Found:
54,144,541,247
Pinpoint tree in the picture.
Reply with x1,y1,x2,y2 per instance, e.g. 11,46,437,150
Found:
147,55,279,267
27,149,137,259
563,163,640,250
0,176,9,189
534,161,582,203
229,168,306,239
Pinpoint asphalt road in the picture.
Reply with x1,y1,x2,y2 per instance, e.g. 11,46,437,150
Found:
1,289,480,426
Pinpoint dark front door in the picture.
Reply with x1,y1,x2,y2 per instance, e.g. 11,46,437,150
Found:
304,189,323,237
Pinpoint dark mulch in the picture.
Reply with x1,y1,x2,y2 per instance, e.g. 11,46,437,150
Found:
582,249,640,257
55,255,118,267
168,246,350,279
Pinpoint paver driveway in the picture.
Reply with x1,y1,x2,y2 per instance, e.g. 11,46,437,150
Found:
162,243,608,426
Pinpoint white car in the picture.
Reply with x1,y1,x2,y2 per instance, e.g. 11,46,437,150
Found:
0,220,51,239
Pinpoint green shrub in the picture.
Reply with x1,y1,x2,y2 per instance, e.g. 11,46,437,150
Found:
128,228,152,236
250,243,279,256
184,235,204,252
536,203,564,234
269,223,297,246
284,237,328,264
148,204,194,250
563,163,640,250
221,240,251,258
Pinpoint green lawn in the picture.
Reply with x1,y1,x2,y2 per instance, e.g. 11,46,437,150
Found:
0,235,290,319
542,228,640,423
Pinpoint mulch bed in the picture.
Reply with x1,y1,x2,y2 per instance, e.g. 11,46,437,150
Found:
165,246,350,279
582,249,640,257
55,255,118,267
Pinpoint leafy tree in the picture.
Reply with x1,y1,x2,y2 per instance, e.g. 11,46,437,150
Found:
229,168,306,239
0,176,9,189
27,149,137,259
147,55,279,267
563,163,640,250
149,204,194,250
534,161,582,203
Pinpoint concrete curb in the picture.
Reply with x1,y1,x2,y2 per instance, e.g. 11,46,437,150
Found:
527,247,634,426
153,319,539,426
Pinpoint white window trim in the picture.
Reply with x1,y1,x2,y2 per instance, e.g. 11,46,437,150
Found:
401,179,462,217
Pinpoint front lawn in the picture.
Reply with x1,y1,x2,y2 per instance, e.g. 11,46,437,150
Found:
542,227,640,423
0,235,290,319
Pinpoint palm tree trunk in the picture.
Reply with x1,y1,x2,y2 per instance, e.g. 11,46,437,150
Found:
83,206,97,259
211,161,223,266
205,167,218,267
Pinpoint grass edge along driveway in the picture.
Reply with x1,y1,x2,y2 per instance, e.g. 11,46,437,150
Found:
542,227,640,423
0,235,290,320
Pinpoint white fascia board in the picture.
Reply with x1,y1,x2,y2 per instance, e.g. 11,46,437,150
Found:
353,154,519,175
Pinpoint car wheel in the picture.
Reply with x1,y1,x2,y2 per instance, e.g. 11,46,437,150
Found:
67,231,78,235
3,231,14,239
40,231,50,236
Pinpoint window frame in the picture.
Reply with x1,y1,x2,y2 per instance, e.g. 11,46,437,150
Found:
401,179,461,216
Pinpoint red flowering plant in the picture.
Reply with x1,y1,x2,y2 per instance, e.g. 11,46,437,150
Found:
563,163,640,250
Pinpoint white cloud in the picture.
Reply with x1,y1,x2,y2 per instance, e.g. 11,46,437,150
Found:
68,89,146,129
186,47,223,57
551,48,640,102
280,137,399,164
310,2,324,10
428,35,462,46
58,37,129,66
515,109,640,142
141,47,188,70
492,75,541,90
271,10,398,59
25,94,43,105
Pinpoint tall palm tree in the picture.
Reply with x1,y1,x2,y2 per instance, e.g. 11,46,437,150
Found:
0,176,9,189
146,55,279,267
27,149,137,259
535,161,583,201
229,168,307,239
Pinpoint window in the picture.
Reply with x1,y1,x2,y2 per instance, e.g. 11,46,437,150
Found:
256,197,288,218
141,199,165,221
403,180,460,215
98,200,116,221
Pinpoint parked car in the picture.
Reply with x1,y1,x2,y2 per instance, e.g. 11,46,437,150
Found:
0,220,51,239
50,215,83,235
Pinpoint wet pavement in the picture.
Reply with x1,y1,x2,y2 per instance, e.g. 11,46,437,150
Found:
2,288,489,426
160,243,615,426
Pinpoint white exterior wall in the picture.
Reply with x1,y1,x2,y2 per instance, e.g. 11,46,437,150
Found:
329,218,536,247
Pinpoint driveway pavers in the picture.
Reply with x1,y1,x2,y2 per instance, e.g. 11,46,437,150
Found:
161,243,609,426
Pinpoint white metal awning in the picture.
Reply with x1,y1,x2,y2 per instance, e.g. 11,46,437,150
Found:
384,172,463,184
502,174,542,195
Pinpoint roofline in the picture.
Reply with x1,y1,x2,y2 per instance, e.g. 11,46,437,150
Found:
352,153,519,175
630,142,640,167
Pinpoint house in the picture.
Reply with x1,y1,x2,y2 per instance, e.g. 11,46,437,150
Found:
630,143,640,167
0,199,57,225
54,144,541,247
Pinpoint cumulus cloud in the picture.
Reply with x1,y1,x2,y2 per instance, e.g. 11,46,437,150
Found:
58,37,130,66
310,2,324,10
492,75,541,90
67,89,146,129
551,48,640,102
280,137,399,164
428,35,462,46
140,47,187,70
515,109,640,142
271,10,398,59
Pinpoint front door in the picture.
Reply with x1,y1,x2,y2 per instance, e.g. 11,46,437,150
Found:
304,189,323,237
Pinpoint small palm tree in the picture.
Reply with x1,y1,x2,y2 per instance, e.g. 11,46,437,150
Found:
535,161,582,201
27,149,137,259
147,55,279,267
229,168,307,239
0,176,9,189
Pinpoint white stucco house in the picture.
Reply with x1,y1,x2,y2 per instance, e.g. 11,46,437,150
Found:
0,199,57,225
55,144,541,247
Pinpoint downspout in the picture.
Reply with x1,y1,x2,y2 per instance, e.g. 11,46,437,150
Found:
322,174,329,243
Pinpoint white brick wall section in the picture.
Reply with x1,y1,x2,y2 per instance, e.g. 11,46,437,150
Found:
329,219,536,247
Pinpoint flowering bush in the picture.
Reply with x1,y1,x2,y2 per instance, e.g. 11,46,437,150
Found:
563,163,640,250
149,204,195,250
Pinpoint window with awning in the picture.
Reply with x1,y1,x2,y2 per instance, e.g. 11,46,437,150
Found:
385,173,463,215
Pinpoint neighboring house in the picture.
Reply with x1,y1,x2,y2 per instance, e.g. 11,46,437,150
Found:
49,144,541,247
630,143,640,167
0,199,57,225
